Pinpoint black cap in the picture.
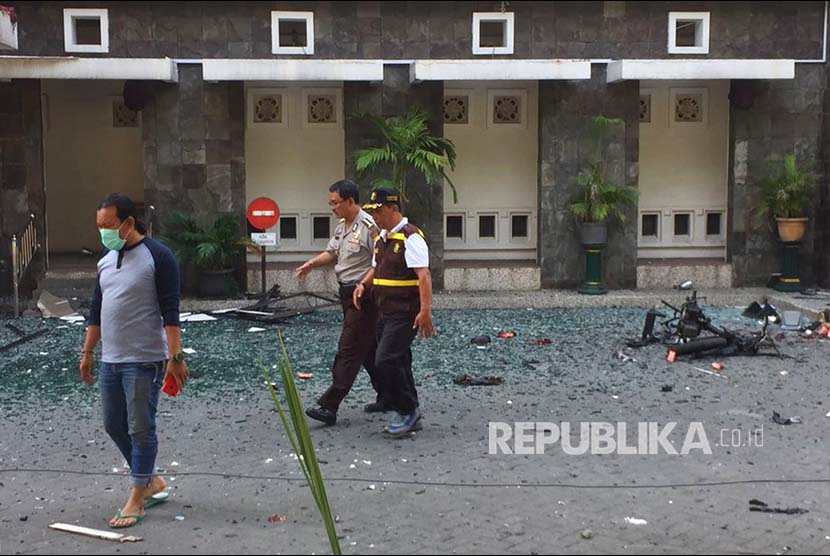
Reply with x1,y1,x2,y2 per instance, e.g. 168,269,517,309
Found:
362,188,401,210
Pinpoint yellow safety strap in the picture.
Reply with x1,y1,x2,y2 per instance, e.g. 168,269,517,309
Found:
387,229,424,240
373,278,419,287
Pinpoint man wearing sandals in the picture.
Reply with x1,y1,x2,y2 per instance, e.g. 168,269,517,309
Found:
79,193,189,528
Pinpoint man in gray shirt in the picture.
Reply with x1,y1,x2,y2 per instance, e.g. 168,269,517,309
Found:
295,180,387,425
79,193,189,528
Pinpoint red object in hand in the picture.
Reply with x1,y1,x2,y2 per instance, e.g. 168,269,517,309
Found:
162,374,180,397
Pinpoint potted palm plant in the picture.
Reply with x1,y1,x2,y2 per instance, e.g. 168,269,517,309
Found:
756,153,821,291
353,107,458,206
161,211,243,298
570,116,639,294
757,153,815,243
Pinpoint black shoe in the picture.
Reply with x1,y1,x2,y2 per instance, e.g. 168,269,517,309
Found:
364,400,393,413
306,406,337,426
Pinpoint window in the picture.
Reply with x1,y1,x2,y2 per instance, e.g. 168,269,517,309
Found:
639,94,652,124
248,89,288,127
312,215,330,240
472,12,514,55
307,95,336,124
487,89,528,129
641,213,660,239
301,88,343,128
75,18,101,45
272,11,314,55
444,95,470,125
280,216,298,241
480,21,506,48
280,20,307,47
478,214,497,239
511,214,529,239
670,87,708,127
706,212,723,237
0,6,18,51
668,12,710,55
674,213,691,237
446,215,464,240
493,95,521,124
63,8,109,53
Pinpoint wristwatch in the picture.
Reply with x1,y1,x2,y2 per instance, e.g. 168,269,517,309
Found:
172,352,186,363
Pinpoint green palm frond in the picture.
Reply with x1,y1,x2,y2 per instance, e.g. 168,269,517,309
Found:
354,146,394,175
351,107,458,203
757,153,816,221
160,211,243,271
570,117,638,224
370,178,398,190
261,331,341,555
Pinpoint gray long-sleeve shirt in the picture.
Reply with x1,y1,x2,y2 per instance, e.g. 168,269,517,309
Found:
88,238,180,364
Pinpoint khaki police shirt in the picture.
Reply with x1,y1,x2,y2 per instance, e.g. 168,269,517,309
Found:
326,209,378,284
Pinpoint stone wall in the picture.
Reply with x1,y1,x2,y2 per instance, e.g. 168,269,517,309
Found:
728,64,825,286
538,65,639,289
0,79,43,298
6,1,824,61
818,68,830,289
142,65,247,291
344,65,445,289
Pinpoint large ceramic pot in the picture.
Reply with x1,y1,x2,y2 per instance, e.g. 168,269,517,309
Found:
776,217,807,243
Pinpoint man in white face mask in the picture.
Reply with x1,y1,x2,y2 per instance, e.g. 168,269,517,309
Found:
79,193,188,529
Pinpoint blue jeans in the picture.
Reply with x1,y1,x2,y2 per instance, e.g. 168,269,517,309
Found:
99,361,164,488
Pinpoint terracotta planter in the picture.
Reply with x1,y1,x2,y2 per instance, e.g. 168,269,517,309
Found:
776,217,807,243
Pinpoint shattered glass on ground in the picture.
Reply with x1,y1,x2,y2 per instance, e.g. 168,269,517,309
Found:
0,306,765,409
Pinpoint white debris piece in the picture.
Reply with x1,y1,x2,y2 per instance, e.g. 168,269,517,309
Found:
37,291,76,319
49,523,142,543
180,313,217,322
59,315,86,323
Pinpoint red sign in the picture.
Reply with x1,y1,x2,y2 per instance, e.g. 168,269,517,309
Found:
247,197,280,230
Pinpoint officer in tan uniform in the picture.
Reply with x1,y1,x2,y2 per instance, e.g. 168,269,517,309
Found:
295,180,387,425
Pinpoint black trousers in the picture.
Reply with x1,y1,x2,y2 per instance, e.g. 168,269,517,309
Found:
317,284,383,412
374,315,420,414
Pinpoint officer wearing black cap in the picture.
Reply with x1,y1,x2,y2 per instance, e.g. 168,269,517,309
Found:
353,188,434,437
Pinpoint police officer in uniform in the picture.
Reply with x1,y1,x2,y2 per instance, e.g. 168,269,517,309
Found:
296,180,388,425
353,188,435,437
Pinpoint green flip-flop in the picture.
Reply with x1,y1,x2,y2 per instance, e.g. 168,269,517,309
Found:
109,510,145,529
143,491,169,510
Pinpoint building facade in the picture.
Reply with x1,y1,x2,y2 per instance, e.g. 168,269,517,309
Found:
1,1,828,297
